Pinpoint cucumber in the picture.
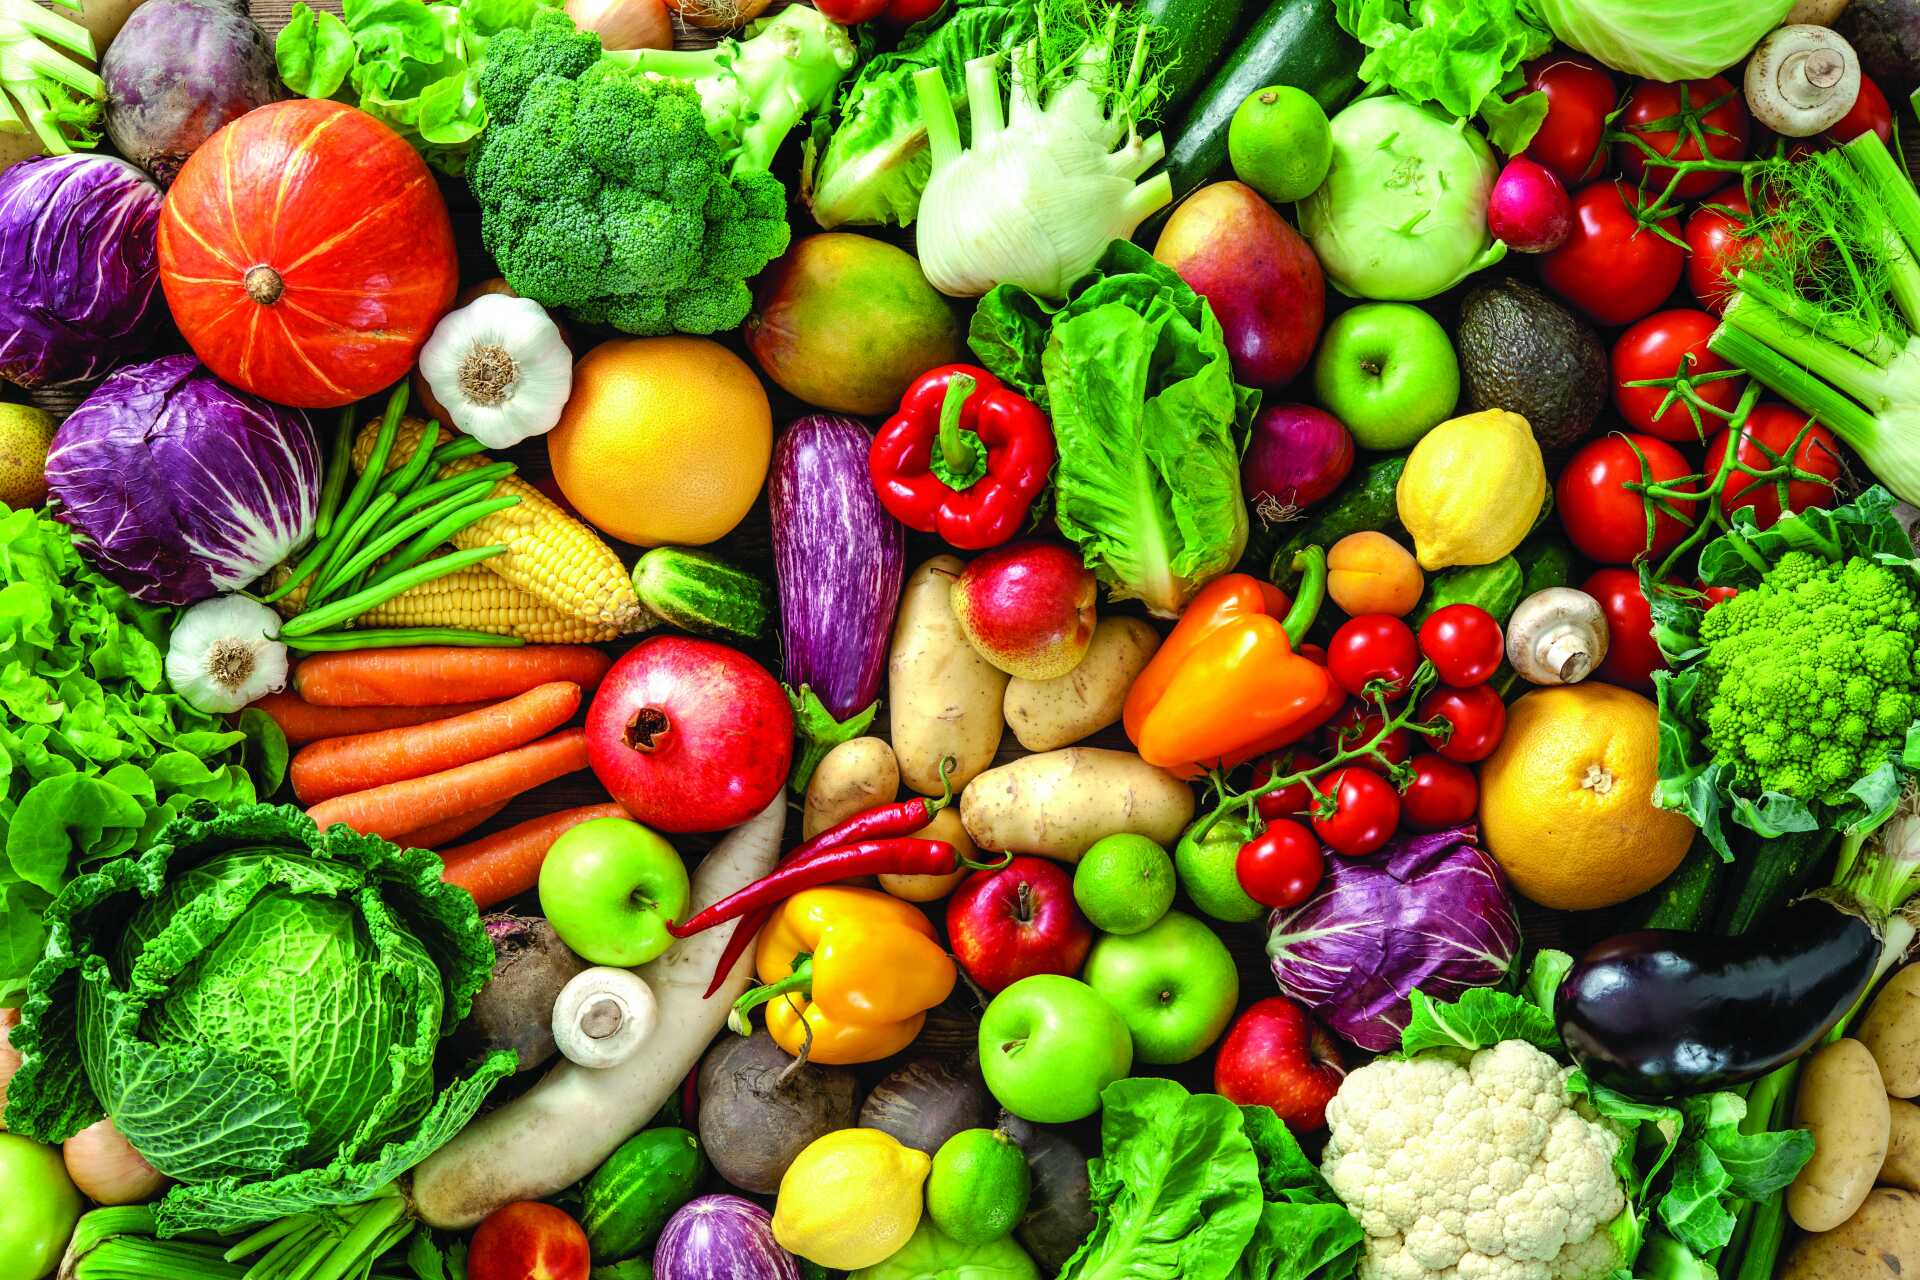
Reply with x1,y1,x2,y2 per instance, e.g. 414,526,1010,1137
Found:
1716,827,1838,936
1417,557,1524,625
1516,532,1576,596
1160,0,1364,203
582,1127,707,1262
1140,0,1255,111
1613,840,1728,933
1266,455,1405,583
632,547,772,642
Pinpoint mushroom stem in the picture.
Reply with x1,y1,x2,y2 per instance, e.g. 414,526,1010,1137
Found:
552,967,657,1069
1542,632,1595,685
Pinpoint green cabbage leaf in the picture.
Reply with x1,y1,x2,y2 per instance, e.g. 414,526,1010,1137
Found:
1532,0,1793,81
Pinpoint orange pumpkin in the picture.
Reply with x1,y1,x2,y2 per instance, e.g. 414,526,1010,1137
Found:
157,101,458,409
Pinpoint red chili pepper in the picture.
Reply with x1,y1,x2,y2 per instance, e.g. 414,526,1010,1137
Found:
868,364,1054,549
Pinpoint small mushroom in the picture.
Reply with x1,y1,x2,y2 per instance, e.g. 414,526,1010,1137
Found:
1507,588,1609,686
1746,25,1862,137
552,967,657,1069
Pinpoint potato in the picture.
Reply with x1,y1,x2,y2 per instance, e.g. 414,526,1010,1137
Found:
1861,964,1920,1098
1883,1099,1920,1193
1003,617,1160,753
879,808,973,902
890,555,1009,796
1790,1038,1892,1233
1781,1188,1920,1280
959,747,1195,863
803,737,898,839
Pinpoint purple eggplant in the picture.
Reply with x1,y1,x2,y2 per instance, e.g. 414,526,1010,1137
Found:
102,0,282,185
767,414,906,790
653,1195,800,1280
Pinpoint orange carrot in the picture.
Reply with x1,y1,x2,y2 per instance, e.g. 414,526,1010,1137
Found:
294,646,613,708
248,692,494,746
307,728,592,840
396,802,508,850
440,802,630,909
290,682,584,805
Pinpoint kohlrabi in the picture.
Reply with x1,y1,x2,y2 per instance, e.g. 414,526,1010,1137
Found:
911,0,1170,300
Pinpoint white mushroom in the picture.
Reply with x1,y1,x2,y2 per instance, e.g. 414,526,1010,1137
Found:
1746,25,1862,137
1507,589,1609,686
1786,0,1852,25
552,967,657,1069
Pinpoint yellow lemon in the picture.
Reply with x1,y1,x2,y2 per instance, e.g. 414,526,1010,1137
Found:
773,1127,930,1268
1396,409,1545,570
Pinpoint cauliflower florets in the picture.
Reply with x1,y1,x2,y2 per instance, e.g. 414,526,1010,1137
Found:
1321,1040,1629,1280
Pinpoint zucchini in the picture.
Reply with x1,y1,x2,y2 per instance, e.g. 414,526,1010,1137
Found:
632,547,773,642
1160,0,1364,203
1266,455,1405,582
1140,0,1255,111
582,1127,707,1262
1716,827,1839,936
1613,840,1728,933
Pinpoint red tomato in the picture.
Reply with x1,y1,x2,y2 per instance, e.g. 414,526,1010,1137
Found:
1254,749,1323,821
1417,685,1508,763
1310,766,1400,857
1615,76,1751,202
1327,615,1420,698
813,0,889,20
1399,754,1479,831
1324,705,1414,766
1583,567,1666,691
1701,583,1739,609
1237,821,1325,909
1557,433,1698,564
1419,605,1504,687
1684,188,1761,315
1522,54,1618,187
1612,309,1745,441
1831,73,1893,144
1704,403,1843,529
1539,183,1686,327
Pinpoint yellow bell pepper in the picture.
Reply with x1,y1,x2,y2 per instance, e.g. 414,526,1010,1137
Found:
737,887,956,1064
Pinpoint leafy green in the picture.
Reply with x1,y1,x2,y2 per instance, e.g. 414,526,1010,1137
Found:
5,802,513,1235
971,241,1256,617
1532,0,1793,81
1232,1107,1364,1280
1398,949,1570,1056
0,506,274,1006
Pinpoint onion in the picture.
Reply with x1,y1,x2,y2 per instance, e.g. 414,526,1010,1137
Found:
0,1009,19,1130
565,0,673,50
63,1115,168,1204
666,0,772,31
1243,404,1355,522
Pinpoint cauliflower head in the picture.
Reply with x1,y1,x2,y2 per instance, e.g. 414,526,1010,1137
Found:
1321,1040,1628,1280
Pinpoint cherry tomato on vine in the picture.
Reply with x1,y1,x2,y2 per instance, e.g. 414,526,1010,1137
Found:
1399,754,1479,831
1327,615,1420,698
1583,568,1666,691
1830,73,1893,145
1538,182,1686,327
1236,821,1325,909
1310,766,1400,857
1417,685,1507,763
1684,187,1762,315
1522,54,1617,186
1325,705,1414,766
1419,605,1504,686
1254,749,1323,821
1612,310,1745,441
1557,433,1698,564
1615,76,1751,202
1704,403,1842,529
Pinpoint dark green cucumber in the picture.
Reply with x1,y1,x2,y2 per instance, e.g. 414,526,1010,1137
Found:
1140,0,1255,111
1716,827,1839,936
582,1127,706,1262
632,547,773,642
1417,557,1524,625
1515,532,1576,596
1160,0,1364,202
1613,840,1728,933
1265,455,1405,583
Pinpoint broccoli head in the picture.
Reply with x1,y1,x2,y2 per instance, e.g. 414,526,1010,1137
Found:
469,10,792,337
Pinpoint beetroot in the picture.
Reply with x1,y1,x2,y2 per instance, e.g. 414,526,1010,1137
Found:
101,0,282,185
1244,404,1354,519
1487,158,1574,254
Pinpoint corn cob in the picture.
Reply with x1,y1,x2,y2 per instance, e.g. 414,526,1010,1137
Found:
278,564,633,644
351,418,644,633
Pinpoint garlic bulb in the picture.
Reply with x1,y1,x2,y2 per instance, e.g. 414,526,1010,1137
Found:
165,596,289,713
418,294,574,450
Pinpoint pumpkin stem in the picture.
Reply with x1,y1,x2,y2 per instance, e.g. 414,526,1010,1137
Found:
245,266,285,306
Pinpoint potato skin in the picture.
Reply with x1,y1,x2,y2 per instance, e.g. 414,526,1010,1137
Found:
1790,1038,1892,1233
1885,1099,1920,1193
804,737,899,839
1004,617,1160,752
1861,963,1920,1098
959,747,1195,863
1781,1188,1920,1280
890,556,1009,796
879,808,973,902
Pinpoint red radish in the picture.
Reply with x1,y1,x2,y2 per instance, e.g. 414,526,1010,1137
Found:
1487,158,1573,254
1244,404,1354,518
586,637,794,834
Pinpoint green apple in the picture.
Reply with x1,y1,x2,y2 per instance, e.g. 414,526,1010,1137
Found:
0,1133,81,1280
978,974,1133,1124
1312,302,1460,451
538,817,690,966
1083,911,1240,1065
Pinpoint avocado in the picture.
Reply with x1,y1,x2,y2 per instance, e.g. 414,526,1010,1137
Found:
1455,279,1607,454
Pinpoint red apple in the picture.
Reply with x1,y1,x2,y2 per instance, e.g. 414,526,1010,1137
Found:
1214,997,1347,1134
949,541,1096,680
468,1202,589,1280
947,856,1093,992
586,636,793,834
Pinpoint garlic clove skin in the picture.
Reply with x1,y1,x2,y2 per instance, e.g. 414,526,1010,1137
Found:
419,294,574,451
165,596,289,714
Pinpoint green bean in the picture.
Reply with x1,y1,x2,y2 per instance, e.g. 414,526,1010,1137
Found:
282,545,506,637
307,491,397,605
288,385,407,604
368,494,519,589
312,407,354,541
372,420,441,503
389,461,514,523
262,537,331,604
327,490,517,590
284,628,524,651
429,435,489,468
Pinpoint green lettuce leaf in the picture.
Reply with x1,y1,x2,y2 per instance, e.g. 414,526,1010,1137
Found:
1399,949,1572,1056
1333,0,1553,153
1231,1107,1364,1280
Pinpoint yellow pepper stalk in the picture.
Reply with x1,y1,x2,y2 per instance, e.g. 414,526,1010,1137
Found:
735,887,956,1064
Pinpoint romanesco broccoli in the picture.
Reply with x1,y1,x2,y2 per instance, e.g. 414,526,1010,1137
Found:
1695,549,1920,805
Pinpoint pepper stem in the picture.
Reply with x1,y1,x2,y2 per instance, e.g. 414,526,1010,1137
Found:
1280,546,1327,647
928,375,990,492
730,953,814,1032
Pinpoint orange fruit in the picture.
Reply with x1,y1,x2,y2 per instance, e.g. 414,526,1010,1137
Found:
547,336,771,546
1477,683,1694,910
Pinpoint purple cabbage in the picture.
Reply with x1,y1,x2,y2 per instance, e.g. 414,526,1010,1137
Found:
1267,825,1521,1052
46,355,320,604
654,1195,801,1280
767,414,907,786
102,0,283,185
0,155,163,388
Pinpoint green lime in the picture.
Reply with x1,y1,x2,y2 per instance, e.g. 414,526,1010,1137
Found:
1074,834,1175,935
1175,818,1264,924
926,1128,1031,1245
1229,85,1333,204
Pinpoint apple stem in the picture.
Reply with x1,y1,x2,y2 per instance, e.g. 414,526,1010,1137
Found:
625,706,671,753
1015,879,1033,924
